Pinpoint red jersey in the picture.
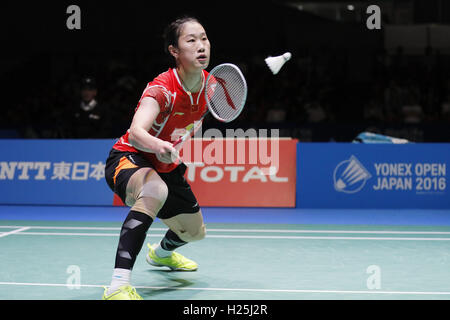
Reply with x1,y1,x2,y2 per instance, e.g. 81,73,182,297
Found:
113,68,208,172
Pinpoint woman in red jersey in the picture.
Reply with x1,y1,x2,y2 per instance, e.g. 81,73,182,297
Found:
103,16,210,300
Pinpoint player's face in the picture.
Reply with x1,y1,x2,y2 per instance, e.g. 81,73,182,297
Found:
174,21,210,72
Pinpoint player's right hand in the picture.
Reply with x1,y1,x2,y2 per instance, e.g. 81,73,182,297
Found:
156,140,180,164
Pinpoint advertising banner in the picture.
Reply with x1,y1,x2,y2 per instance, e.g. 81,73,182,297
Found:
0,139,113,205
1,138,298,207
297,143,450,209
114,138,298,207
182,138,297,207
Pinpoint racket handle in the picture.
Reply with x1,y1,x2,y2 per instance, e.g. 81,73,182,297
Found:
173,136,184,147
173,130,190,148
172,112,208,148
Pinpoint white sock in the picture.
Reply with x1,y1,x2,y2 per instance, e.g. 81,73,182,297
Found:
107,268,131,295
154,242,173,258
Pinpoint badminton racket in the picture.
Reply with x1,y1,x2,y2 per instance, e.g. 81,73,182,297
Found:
173,63,247,149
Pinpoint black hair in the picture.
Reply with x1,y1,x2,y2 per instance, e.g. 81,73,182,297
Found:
162,16,202,54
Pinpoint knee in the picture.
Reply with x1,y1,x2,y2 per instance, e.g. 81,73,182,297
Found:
127,168,168,203
140,179,168,205
128,171,169,218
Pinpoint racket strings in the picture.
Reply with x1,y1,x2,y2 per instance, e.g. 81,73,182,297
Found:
206,64,247,122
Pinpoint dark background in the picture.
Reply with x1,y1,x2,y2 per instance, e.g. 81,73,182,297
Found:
1,0,449,141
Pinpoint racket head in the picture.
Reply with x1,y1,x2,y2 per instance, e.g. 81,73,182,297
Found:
204,63,247,123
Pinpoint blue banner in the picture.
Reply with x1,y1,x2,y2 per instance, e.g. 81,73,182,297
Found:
0,139,115,205
297,143,450,209
2,140,450,209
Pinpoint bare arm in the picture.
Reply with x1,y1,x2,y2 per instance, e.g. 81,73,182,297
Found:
128,97,177,161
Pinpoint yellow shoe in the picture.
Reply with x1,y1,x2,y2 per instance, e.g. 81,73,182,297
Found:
102,285,143,300
146,243,198,271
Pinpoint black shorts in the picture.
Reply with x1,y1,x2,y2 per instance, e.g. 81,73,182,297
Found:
105,148,200,220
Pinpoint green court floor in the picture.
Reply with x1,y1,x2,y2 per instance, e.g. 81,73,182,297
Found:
1,219,450,300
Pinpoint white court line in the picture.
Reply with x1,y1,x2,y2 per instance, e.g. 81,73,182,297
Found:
2,225,450,235
2,225,450,240
209,229,450,235
15,232,164,237
206,235,450,241
8,231,450,241
0,281,449,296
0,227,30,238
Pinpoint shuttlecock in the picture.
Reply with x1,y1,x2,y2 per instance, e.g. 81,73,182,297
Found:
265,52,291,75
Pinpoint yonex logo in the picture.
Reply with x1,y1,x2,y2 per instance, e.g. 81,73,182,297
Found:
334,155,371,194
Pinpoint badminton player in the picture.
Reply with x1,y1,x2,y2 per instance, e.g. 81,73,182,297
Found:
103,16,210,300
